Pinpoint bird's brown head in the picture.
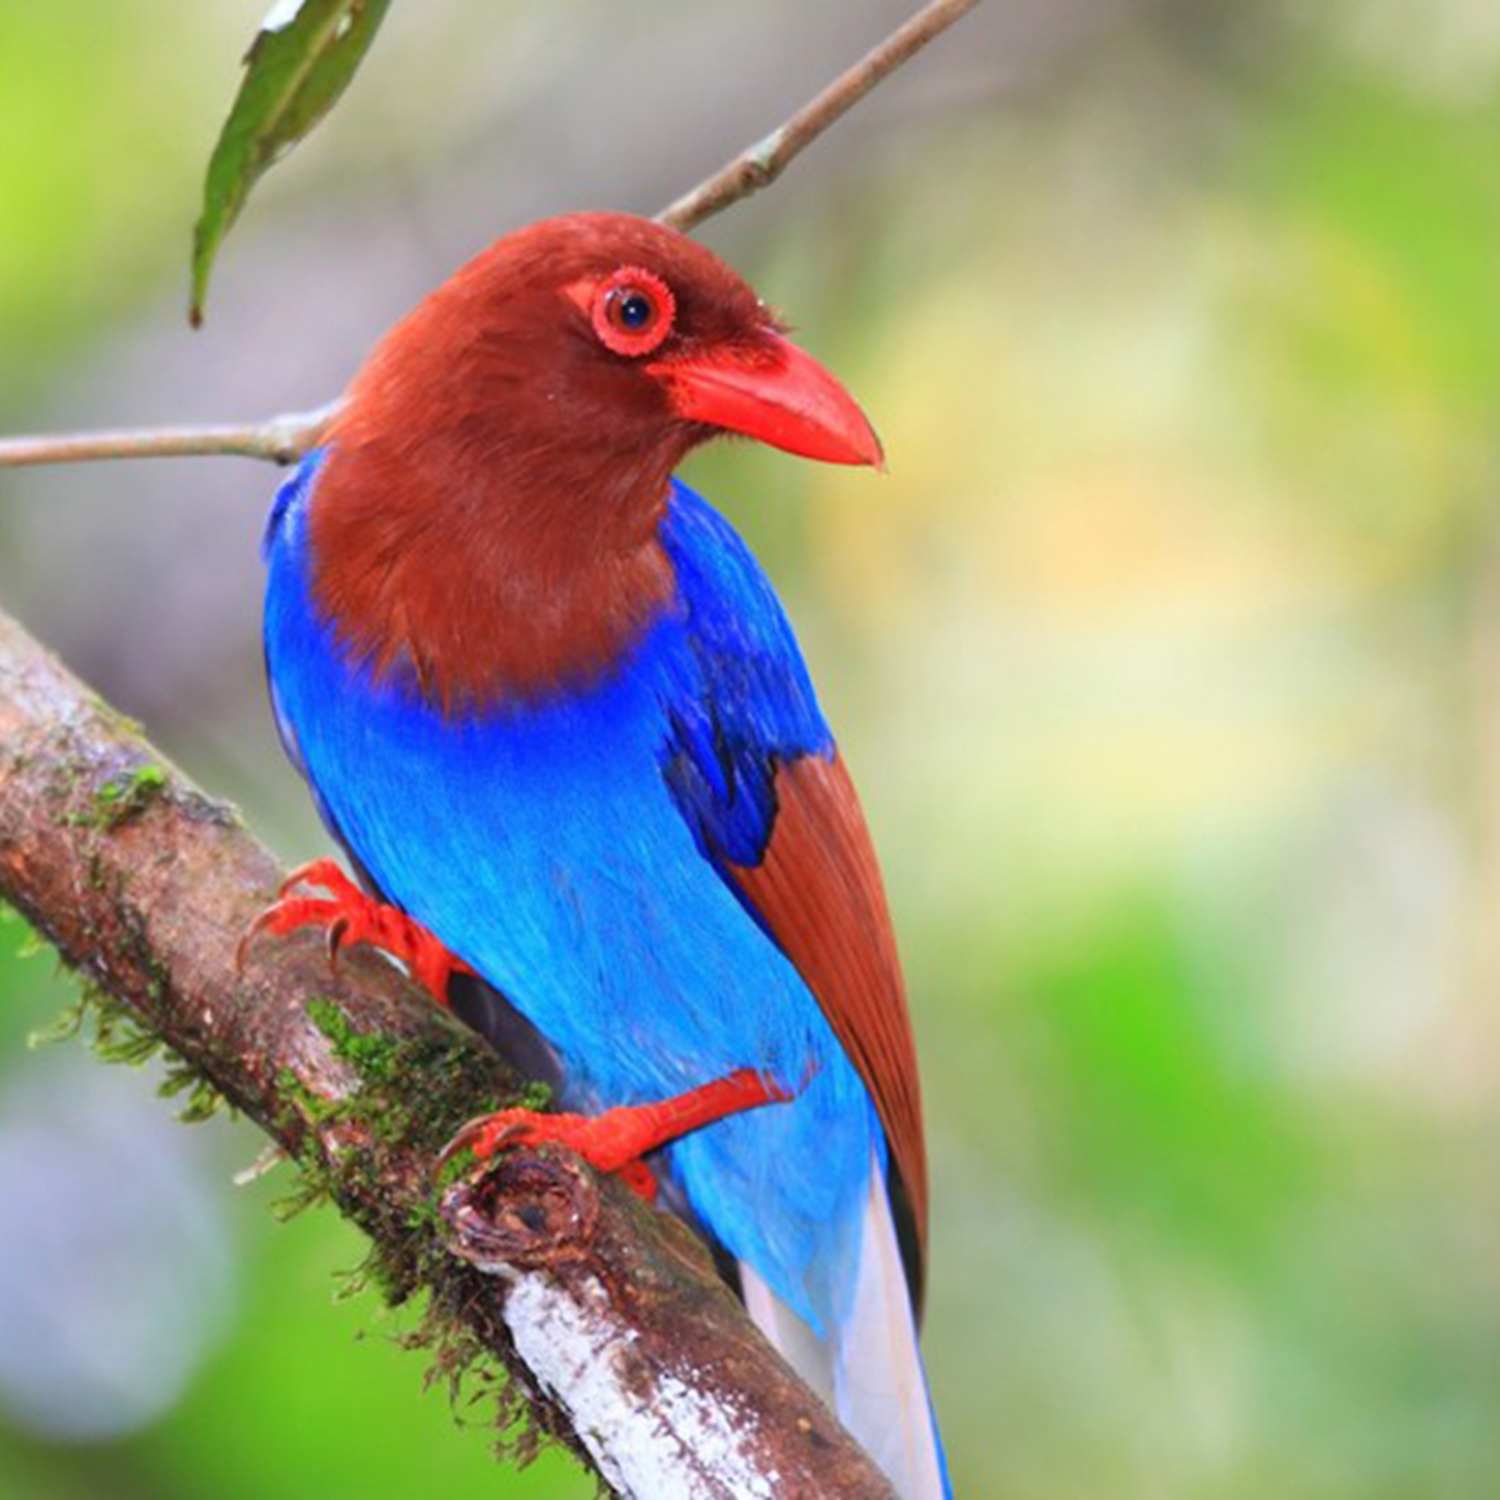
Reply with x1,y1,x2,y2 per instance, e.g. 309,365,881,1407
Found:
313,213,881,709
335,211,882,488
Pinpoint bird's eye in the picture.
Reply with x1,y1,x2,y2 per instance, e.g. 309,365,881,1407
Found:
616,292,652,329
592,266,675,357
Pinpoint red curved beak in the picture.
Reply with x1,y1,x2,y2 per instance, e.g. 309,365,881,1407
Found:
650,332,883,468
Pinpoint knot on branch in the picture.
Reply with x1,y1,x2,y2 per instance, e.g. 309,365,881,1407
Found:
440,1148,599,1272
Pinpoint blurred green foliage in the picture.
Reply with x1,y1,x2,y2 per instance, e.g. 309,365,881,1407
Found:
191,0,393,324
3,3,1500,1497
0,6,221,397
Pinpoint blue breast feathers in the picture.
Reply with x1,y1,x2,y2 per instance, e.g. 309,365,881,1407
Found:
262,457,881,1334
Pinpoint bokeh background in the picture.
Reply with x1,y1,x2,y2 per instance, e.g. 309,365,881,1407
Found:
2,1,1498,1495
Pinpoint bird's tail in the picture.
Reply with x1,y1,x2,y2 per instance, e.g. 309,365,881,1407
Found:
740,1160,950,1499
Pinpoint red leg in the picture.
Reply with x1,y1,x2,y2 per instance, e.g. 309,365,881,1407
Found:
241,858,474,1006
440,1068,791,1201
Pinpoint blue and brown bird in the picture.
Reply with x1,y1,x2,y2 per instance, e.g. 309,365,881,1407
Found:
257,211,947,1496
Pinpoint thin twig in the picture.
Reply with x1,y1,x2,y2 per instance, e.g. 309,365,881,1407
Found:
657,0,982,233
0,401,341,470
0,0,978,474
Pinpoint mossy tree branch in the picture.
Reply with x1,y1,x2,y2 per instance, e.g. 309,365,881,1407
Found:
0,603,894,1499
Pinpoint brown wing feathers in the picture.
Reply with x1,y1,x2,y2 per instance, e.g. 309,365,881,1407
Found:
726,751,928,1302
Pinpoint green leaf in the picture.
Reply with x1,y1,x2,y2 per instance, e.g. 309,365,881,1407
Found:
190,0,391,326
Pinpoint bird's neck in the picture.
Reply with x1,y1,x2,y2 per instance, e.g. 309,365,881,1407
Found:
306,412,680,714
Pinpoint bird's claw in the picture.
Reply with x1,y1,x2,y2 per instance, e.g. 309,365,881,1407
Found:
238,858,473,1006
437,1067,793,1204
439,1107,662,1201
439,1111,532,1167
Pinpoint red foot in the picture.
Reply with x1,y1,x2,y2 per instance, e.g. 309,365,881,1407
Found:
241,859,474,1005
440,1068,792,1202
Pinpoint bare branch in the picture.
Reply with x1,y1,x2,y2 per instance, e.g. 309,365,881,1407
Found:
0,0,978,475
657,0,982,233
0,401,341,470
0,604,895,1499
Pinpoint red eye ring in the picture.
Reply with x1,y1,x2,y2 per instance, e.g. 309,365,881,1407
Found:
592,266,675,357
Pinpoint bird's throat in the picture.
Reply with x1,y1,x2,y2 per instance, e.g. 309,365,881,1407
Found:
305,434,680,716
